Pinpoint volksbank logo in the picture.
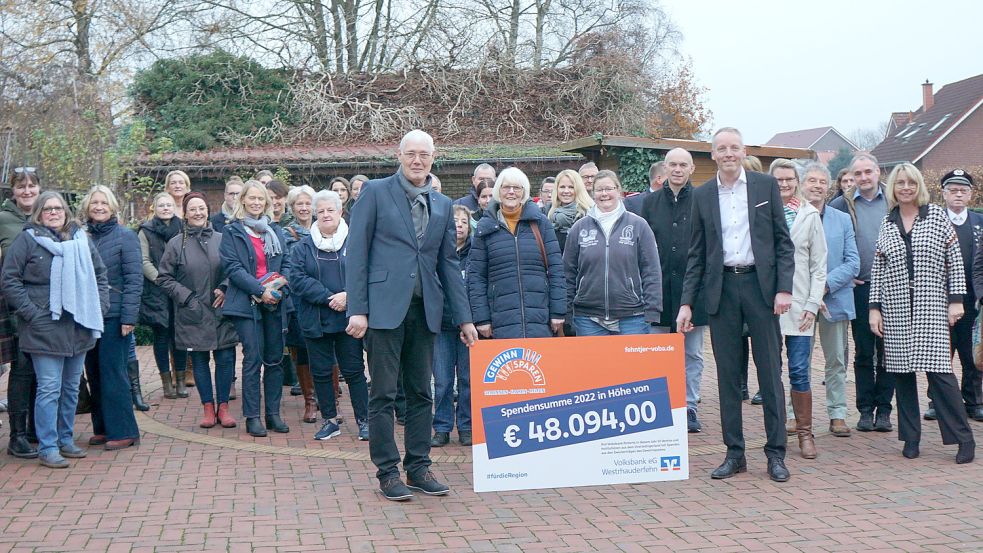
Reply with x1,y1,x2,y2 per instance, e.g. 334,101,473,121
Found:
660,456,681,471
483,348,546,385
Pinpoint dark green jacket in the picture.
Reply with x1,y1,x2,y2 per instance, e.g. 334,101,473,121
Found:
0,199,29,252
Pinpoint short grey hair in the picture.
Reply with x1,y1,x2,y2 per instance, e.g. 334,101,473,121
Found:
286,185,316,209
578,161,598,173
493,167,531,203
801,162,831,183
712,127,744,148
312,189,343,213
850,153,879,170
473,163,495,177
398,129,434,153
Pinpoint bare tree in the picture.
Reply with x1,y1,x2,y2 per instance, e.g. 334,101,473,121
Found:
849,121,891,151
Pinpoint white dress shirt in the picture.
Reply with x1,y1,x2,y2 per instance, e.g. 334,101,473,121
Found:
948,208,967,226
718,168,755,266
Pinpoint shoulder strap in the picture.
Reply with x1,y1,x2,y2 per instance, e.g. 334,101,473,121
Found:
529,221,549,276
285,226,299,241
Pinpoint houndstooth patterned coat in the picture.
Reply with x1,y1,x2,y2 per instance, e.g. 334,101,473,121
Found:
869,204,965,374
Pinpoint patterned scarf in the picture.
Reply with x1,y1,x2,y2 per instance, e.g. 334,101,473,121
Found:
783,197,800,229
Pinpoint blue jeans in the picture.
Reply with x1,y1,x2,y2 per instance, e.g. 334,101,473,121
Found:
128,333,137,361
190,348,235,405
151,324,187,375
305,332,369,422
573,315,650,336
652,325,706,411
232,311,284,419
33,353,86,454
432,330,471,433
784,335,812,392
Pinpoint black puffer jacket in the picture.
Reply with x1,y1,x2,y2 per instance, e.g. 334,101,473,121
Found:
138,217,182,327
87,218,143,325
0,223,109,357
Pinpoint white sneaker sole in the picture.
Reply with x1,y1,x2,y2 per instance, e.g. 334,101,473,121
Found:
315,430,341,441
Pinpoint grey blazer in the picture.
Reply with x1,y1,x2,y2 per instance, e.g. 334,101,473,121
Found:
345,172,472,332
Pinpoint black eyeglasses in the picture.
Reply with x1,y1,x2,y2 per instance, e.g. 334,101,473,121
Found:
13,167,36,174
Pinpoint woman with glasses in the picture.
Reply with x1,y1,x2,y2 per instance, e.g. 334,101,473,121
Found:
1,192,108,467
288,190,369,441
0,167,43,458
869,163,975,464
563,170,662,336
80,185,143,451
467,167,566,340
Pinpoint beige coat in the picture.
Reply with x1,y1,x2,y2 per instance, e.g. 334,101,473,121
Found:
780,202,827,336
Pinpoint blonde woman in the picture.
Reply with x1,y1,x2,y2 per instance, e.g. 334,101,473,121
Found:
80,185,143,451
163,170,190,218
219,180,292,437
548,169,593,255
869,163,974,463
138,192,185,402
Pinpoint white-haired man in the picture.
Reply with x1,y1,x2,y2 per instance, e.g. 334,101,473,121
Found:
347,129,479,500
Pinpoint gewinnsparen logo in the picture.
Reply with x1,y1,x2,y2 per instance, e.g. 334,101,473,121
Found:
483,347,546,386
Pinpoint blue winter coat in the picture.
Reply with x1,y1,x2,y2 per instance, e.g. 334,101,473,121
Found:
467,201,566,339
218,221,292,321
87,218,143,325
289,234,349,337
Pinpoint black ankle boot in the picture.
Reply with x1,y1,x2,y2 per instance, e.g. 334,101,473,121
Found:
7,412,38,459
128,360,150,412
246,417,267,437
265,414,290,433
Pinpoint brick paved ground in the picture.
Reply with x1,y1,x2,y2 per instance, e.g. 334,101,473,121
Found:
1,335,982,552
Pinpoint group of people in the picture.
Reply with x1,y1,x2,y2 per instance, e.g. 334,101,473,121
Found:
1,126,978,499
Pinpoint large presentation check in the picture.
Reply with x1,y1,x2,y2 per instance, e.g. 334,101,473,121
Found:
470,333,689,492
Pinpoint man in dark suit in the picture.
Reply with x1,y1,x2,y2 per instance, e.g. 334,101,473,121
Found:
936,169,983,422
625,161,667,215
642,149,707,434
346,129,479,501
677,127,795,482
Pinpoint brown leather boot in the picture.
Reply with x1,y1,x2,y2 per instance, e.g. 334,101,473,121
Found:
297,363,318,423
791,390,817,459
184,356,195,387
333,364,342,399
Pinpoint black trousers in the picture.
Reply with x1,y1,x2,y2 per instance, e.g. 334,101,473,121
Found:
895,371,974,445
851,282,895,415
7,348,36,421
708,272,786,460
948,311,983,409
364,300,436,481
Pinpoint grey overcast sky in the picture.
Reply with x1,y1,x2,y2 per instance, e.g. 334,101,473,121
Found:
665,0,983,145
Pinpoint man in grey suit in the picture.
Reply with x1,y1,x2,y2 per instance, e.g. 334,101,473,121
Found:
346,129,479,501
677,127,795,482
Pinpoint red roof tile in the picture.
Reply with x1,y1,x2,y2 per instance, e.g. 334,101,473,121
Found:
871,74,983,165
765,127,835,149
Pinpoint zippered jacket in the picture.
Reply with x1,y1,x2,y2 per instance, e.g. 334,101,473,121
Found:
564,210,662,323
467,201,566,339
